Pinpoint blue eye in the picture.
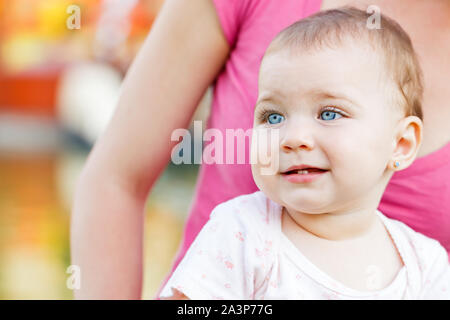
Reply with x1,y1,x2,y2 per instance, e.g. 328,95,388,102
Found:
320,110,343,121
267,113,284,124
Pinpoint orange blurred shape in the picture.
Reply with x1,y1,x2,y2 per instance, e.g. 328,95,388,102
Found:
0,67,62,118
129,0,155,37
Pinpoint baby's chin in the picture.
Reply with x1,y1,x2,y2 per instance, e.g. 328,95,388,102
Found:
282,201,330,215
265,189,333,215
254,175,339,213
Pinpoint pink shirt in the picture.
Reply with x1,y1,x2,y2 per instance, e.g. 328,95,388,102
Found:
158,0,450,294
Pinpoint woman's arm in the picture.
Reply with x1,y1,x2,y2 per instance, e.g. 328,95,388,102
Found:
70,0,230,299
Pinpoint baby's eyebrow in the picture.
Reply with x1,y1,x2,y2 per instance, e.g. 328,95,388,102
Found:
255,97,275,106
255,89,361,108
311,90,358,106
255,91,284,106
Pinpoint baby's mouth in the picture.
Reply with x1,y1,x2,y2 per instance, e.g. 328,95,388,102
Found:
281,166,329,175
282,168,327,175
280,167,329,183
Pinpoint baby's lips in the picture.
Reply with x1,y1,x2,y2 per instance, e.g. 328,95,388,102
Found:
281,164,329,174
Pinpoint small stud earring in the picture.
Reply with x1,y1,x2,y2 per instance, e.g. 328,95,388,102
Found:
394,161,400,168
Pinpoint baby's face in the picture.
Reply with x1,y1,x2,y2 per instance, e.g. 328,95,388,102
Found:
251,42,404,214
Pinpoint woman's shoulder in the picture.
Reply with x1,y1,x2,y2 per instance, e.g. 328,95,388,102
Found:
211,0,321,47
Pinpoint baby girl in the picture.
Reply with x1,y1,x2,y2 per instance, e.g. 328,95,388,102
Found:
159,7,450,299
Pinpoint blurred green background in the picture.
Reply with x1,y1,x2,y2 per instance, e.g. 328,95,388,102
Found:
0,0,209,299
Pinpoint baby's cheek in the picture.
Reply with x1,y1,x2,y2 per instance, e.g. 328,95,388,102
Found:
361,130,394,173
334,145,387,197
326,138,373,180
251,130,281,176
252,171,280,203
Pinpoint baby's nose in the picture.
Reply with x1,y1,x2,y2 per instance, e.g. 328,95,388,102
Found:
280,122,315,152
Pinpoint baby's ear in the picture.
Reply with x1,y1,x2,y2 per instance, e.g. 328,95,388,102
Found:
390,116,423,170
